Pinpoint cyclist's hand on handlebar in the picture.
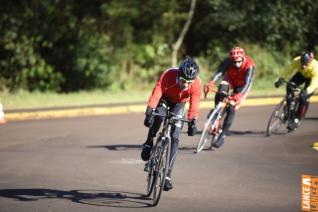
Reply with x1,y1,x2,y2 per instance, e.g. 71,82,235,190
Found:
204,81,215,99
230,92,243,102
300,89,307,99
188,118,197,136
274,78,284,88
144,106,155,127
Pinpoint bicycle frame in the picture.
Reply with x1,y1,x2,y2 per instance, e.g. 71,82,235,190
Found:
145,110,190,206
208,101,226,133
277,78,307,121
266,78,309,136
196,98,228,153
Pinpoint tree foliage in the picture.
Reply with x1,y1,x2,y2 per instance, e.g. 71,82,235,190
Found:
0,0,317,92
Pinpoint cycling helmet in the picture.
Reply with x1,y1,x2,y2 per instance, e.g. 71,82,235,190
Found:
179,57,199,80
229,47,246,62
300,51,314,66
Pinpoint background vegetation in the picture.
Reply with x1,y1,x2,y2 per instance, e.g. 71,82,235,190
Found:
0,0,317,105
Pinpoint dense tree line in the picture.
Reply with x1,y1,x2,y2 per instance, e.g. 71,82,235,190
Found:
0,0,317,92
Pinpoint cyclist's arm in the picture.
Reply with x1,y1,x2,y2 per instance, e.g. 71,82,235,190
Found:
147,72,164,108
188,77,202,120
240,66,255,94
285,57,301,78
210,59,230,83
306,63,318,94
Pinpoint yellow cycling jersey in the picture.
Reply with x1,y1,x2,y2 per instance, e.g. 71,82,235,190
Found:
284,56,318,94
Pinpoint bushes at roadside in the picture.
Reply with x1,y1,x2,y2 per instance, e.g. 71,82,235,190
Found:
1,1,317,93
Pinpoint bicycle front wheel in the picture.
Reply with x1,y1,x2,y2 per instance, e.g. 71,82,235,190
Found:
146,159,155,197
152,137,171,206
266,99,286,136
196,112,217,153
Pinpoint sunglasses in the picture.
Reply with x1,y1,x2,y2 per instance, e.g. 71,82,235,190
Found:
179,76,194,84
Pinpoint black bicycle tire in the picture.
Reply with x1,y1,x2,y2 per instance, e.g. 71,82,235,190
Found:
196,112,218,153
152,137,171,206
145,138,161,197
145,161,155,197
210,133,219,149
266,99,285,136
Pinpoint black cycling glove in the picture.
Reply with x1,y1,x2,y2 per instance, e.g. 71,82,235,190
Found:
144,106,155,127
188,118,197,136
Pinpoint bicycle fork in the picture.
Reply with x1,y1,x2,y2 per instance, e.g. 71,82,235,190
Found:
144,134,170,173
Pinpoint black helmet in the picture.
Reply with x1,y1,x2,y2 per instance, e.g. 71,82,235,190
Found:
178,57,199,80
300,51,314,66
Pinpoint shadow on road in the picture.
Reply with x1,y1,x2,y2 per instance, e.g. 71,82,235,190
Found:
88,144,141,151
0,189,152,208
305,117,318,121
228,130,266,137
190,130,266,137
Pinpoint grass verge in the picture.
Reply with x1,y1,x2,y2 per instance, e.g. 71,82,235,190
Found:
1,80,284,110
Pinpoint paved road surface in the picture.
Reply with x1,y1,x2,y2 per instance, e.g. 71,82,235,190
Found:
0,104,317,212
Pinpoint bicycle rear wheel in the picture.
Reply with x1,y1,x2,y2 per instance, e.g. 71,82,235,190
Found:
152,137,170,206
266,99,286,136
196,112,217,153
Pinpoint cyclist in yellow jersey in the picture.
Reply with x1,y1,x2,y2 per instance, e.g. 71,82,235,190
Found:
284,51,318,130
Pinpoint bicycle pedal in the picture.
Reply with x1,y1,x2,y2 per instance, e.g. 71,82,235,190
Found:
144,162,150,172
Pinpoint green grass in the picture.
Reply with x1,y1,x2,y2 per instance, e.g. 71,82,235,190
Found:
249,80,285,96
0,79,284,110
1,90,151,110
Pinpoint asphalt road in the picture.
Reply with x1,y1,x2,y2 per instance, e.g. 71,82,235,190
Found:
0,104,317,212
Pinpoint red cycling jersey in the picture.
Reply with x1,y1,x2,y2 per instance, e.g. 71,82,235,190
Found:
147,68,202,119
212,56,255,94
209,56,255,110
225,56,255,90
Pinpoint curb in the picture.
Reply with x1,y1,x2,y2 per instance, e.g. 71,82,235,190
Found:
4,96,318,121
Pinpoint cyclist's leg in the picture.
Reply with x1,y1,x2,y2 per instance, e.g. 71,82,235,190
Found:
213,104,235,148
286,72,305,117
222,104,236,134
286,73,306,130
141,100,167,161
296,79,312,120
146,99,168,141
209,81,230,118
214,91,247,148
214,81,230,106
165,102,185,190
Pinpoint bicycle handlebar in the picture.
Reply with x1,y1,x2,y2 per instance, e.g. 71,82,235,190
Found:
205,87,236,103
152,112,191,123
275,77,303,92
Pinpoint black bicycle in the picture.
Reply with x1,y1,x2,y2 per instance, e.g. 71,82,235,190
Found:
266,78,309,136
196,92,229,153
144,110,190,206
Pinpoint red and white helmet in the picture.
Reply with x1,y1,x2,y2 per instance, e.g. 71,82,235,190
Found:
229,47,246,62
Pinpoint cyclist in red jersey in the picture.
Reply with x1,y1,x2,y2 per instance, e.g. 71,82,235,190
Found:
141,57,202,191
204,47,256,148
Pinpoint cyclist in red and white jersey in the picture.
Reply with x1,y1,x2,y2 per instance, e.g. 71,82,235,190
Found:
204,47,256,148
